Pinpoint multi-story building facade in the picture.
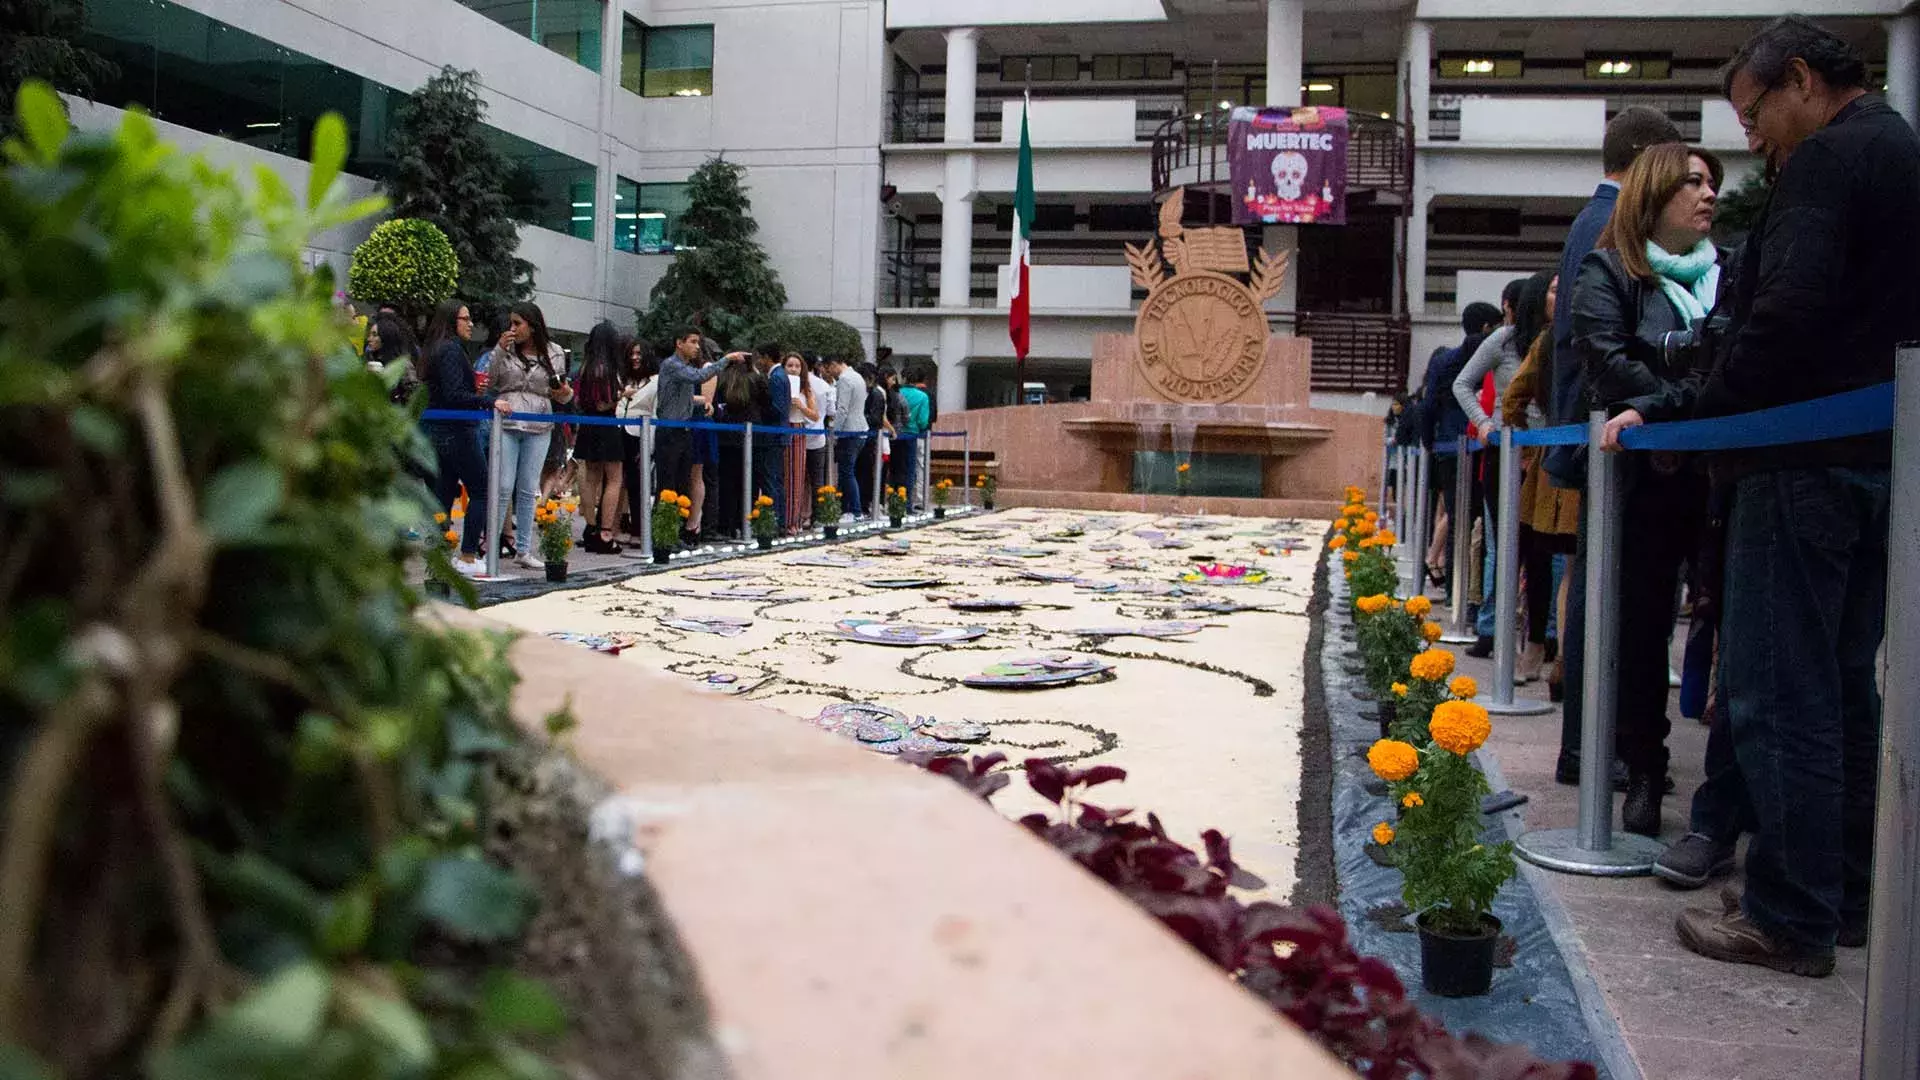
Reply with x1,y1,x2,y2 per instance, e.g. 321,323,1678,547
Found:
64,0,1920,414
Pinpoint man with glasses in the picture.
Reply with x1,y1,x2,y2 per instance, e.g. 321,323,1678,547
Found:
1611,15,1920,977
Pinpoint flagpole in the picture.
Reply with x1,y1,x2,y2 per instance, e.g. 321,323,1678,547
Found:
1016,62,1031,401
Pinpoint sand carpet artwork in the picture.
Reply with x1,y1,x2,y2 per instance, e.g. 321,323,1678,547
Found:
486,508,1323,898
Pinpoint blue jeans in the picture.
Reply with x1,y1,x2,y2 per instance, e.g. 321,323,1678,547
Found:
492,428,552,552
836,432,867,516
1723,466,1889,949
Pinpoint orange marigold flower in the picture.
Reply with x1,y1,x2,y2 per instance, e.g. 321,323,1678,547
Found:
1328,535,1348,550
1367,739,1419,782
1376,528,1397,545
1404,595,1432,618
1409,648,1456,682
433,512,449,524
1421,621,1444,643
1372,822,1396,846
677,495,692,508
1355,593,1391,615
1449,675,1478,699
1430,700,1493,755
443,529,459,545
1391,682,1408,697
1343,550,1359,563
1401,792,1424,809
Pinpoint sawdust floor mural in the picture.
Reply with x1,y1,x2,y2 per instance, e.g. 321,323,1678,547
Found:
486,508,1324,899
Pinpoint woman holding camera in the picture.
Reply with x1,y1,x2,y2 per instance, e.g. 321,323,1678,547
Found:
1570,141,1723,836
488,302,573,569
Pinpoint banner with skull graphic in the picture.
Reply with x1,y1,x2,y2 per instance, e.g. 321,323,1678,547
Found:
1228,105,1348,226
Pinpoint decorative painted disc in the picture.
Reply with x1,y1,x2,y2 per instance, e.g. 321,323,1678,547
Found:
787,553,872,568
1018,569,1080,584
949,597,1025,612
659,613,753,636
1068,621,1209,639
962,653,1114,689
866,577,946,589
1178,563,1270,586
544,631,642,655
833,618,988,645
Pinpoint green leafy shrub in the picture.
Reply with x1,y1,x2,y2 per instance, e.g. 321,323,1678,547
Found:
749,313,865,364
348,217,461,324
0,83,564,1078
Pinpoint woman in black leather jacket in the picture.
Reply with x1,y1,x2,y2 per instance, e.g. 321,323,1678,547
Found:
1569,142,1724,837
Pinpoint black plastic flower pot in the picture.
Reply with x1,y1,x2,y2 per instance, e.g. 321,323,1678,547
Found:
933,507,946,519
652,548,672,565
889,515,903,529
424,578,453,599
823,525,838,540
982,499,995,511
544,561,568,582
756,537,772,550
1416,912,1502,997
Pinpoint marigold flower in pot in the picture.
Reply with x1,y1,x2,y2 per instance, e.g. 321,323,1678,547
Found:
1409,648,1455,682
535,502,574,576
815,485,844,534
1448,675,1478,700
1404,595,1432,618
750,494,779,546
885,484,908,524
651,490,685,560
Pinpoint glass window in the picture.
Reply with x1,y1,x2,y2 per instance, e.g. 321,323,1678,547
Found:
635,24,714,97
483,127,597,239
1438,54,1524,79
620,15,644,95
1302,76,1341,106
1092,54,1173,81
634,182,690,252
1585,54,1672,80
999,55,1078,83
453,0,603,71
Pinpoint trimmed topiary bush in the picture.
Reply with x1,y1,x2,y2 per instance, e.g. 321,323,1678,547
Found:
348,217,460,322
750,313,866,364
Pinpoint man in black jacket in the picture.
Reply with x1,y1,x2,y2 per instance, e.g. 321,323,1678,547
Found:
1637,16,1920,978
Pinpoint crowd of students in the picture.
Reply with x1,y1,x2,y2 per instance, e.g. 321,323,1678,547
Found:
1392,15,1920,978
365,303,938,572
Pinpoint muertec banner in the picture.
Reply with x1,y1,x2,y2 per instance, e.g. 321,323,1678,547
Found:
1229,105,1348,226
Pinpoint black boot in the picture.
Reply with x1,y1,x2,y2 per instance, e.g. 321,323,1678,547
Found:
1623,771,1662,838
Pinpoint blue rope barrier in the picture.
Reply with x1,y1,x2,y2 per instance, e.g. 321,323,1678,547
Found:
418,409,967,442
1618,382,1893,451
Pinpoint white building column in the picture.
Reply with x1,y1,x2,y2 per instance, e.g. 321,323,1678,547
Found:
1888,14,1920,131
1401,19,1431,143
943,27,979,145
935,321,972,414
1407,187,1430,318
1263,0,1304,315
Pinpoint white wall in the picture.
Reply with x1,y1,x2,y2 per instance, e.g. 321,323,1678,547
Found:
1456,97,1608,148
886,145,1151,194
886,0,1167,28
1455,270,1524,315
994,265,1134,310
1000,99,1138,145
1416,0,1903,16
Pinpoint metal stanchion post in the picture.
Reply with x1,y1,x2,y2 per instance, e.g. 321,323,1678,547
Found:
872,431,886,521
742,422,755,543
1863,346,1920,1080
1377,433,1390,514
1408,447,1430,599
484,410,504,579
638,418,653,561
1488,425,1551,716
1515,411,1663,874
1395,446,1416,595
963,433,973,510
1440,434,1475,643
919,435,931,512
825,426,836,498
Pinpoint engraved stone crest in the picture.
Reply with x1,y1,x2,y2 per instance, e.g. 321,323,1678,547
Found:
1124,188,1291,405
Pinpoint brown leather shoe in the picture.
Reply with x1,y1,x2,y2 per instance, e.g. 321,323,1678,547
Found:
1718,886,1867,948
1676,906,1834,978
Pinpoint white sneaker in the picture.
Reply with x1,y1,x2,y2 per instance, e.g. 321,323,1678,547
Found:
454,557,487,578
515,553,542,570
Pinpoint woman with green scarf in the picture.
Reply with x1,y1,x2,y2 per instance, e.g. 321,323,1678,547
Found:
1567,141,1725,838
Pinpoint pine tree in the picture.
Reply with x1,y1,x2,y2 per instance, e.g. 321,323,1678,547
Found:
0,0,116,141
637,157,787,348
387,67,533,331
1713,168,1772,246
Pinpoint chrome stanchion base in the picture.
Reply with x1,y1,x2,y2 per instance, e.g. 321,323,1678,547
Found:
1514,828,1664,876
1483,698,1555,717
1437,631,1478,645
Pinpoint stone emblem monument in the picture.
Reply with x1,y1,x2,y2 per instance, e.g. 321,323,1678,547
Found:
1125,189,1290,405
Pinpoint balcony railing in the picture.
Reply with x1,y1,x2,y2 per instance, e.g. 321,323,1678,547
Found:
1149,111,1414,199
878,249,997,309
1276,310,1412,395
885,90,1183,144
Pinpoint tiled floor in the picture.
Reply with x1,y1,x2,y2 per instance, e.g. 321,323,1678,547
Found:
1438,602,1867,1080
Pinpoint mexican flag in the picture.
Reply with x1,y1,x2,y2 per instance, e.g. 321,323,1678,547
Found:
1007,93,1034,366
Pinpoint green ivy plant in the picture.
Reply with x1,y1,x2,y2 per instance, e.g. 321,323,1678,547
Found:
637,156,787,349
348,218,461,326
0,83,564,1079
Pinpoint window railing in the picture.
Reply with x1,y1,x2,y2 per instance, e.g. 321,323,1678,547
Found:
1274,311,1412,395
877,249,1003,309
